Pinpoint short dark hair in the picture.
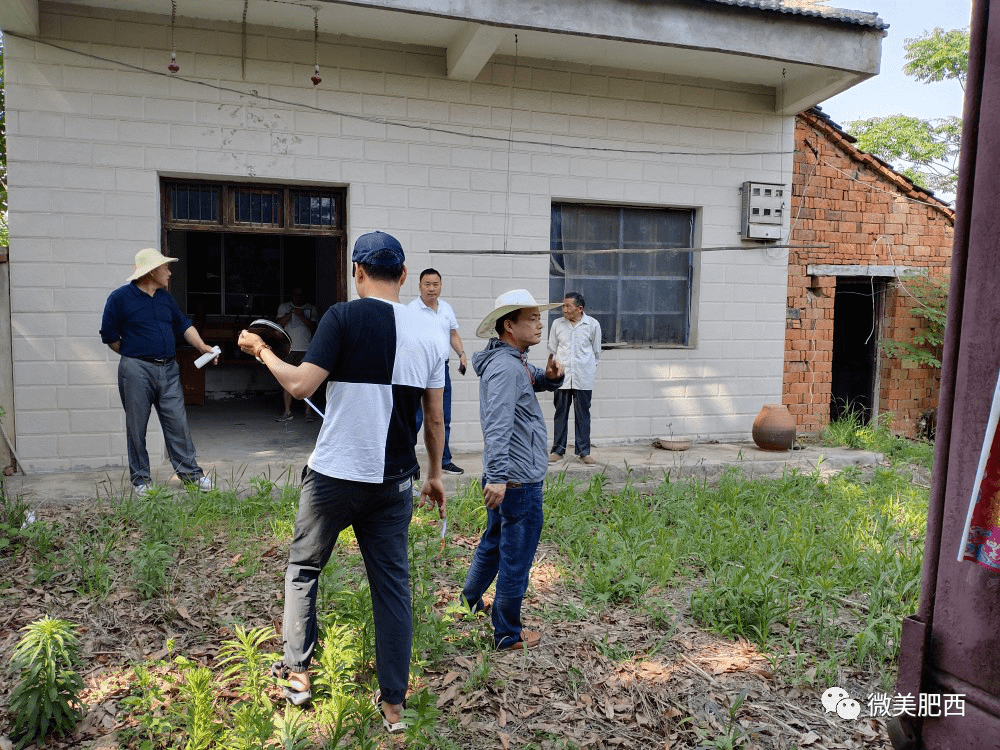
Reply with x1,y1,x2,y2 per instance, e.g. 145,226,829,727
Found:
495,308,523,337
355,261,404,282
419,268,441,281
564,292,585,309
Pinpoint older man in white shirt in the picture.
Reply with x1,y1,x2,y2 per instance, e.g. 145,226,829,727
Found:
547,292,601,465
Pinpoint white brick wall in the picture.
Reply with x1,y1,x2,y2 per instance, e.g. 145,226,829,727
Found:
6,5,793,470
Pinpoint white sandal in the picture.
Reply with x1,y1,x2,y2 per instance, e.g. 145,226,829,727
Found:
271,661,312,706
372,690,407,734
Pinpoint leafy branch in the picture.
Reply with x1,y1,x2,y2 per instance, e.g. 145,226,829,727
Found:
881,274,949,369
846,27,968,202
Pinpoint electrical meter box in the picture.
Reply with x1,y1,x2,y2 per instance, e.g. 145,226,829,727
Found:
740,181,787,240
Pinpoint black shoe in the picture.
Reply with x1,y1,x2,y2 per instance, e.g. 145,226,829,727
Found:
442,462,464,475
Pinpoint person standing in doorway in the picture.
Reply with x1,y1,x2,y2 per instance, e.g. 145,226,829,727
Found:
409,268,467,475
275,287,318,422
462,289,564,651
548,292,601,466
100,248,218,495
238,231,446,732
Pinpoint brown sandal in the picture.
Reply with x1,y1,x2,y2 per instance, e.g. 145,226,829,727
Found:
497,629,541,651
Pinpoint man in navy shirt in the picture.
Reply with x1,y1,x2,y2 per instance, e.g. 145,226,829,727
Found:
100,248,218,495
238,231,447,731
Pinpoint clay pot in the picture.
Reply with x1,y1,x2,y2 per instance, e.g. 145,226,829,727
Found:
752,404,796,451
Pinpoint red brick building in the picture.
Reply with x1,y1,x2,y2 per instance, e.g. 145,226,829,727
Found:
786,109,955,437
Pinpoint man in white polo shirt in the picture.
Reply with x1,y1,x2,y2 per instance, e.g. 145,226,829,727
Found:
409,268,468,475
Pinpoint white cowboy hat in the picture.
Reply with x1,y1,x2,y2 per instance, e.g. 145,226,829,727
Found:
475,289,561,338
127,248,178,282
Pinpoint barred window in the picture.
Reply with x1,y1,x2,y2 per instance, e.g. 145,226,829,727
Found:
162,179,347,320
163,180,342,232
232,187,282,226
167,183,220,223
291,191,339,229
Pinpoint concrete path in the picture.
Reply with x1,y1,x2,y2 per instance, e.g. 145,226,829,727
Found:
3,397,880,506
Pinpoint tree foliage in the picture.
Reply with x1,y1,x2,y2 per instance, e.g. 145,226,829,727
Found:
904,27,970,89
848,114,961,194
846,27,969,201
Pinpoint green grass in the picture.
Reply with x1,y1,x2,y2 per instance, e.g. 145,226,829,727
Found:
534,463,926,687
820,410,935,469
1,431,929,746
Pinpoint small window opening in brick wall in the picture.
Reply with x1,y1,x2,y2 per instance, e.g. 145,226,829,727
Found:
807,276,826,298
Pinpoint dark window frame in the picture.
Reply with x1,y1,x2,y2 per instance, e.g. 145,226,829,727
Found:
161,178,348,322
549,202,696,348
162,178,345,236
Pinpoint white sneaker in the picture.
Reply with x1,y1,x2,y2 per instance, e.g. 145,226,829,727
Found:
194,475,214,492
134,483,151,497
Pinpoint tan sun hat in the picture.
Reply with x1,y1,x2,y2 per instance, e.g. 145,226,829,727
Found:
475,289,561,338
127,248,178,282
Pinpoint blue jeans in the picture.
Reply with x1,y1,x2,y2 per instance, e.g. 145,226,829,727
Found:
118,356,203,486
551,389,592,457
461,480,544,648
415,361,452,464
283,469,414,705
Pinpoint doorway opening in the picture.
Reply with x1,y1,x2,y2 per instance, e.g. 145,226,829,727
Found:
830,277,887,424
161,178,347,406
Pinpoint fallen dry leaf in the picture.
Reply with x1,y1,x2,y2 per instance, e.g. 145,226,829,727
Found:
436,684,458,708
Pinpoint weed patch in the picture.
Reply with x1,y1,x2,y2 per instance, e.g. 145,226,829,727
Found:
0,451,926,748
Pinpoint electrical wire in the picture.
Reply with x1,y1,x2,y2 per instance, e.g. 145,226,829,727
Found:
4,29,795,160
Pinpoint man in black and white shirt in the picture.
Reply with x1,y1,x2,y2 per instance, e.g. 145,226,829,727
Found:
238,231,447,731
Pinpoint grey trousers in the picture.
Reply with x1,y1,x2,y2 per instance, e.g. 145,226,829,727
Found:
118,356,203,486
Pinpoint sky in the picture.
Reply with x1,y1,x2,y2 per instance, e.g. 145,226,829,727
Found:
820,0,972,126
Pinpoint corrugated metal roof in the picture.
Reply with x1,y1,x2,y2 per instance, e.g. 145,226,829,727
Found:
703,0,888,30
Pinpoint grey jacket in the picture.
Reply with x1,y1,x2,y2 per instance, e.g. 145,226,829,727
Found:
473,338,564,484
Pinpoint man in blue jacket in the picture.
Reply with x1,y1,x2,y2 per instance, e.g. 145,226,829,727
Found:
463,289,564,650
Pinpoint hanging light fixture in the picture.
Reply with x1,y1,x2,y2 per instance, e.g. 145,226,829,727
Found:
310,7,322,85
167,0,180,73
241,0,249,80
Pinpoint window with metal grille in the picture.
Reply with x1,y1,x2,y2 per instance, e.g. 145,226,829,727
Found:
291,191,339,229
167,183,221,223
549,203,695,346
162,179,347,320
232,187,282,226
163,180,343,232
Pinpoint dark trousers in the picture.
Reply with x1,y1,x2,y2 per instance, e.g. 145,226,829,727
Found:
282,469,414,705
415,361,453,464
551,388,593,457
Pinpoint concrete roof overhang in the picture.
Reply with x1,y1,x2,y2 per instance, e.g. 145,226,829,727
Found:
0,0,884,114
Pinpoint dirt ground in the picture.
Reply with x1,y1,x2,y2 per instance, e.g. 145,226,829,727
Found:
0,500,895,750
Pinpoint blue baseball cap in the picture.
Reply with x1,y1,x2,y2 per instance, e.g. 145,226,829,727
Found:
352,231,405,266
